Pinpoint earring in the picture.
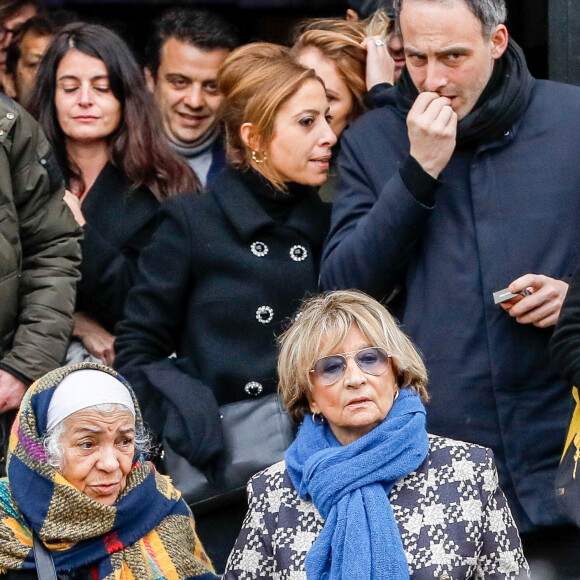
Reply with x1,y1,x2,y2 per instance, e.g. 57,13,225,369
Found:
394,389,400,402
251,150,267,163
312,412,324,425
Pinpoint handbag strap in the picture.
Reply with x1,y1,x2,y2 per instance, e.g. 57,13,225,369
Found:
33,532,57,580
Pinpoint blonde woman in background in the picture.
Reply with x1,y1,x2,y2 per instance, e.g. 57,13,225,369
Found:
291,12,394,200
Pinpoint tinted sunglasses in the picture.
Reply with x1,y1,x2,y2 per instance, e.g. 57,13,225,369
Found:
309,347,391,386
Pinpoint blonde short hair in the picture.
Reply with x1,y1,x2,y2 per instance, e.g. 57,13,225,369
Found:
217,42,321,190
277,290,429,423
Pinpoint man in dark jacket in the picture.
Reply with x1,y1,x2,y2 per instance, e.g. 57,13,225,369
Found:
321,0,580,572
0,94,81,467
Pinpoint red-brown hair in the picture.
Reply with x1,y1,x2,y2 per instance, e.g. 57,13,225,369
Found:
217,42,322,190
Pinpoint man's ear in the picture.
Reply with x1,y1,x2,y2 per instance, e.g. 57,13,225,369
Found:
346,8,360,21
144,67,155,93
490,24,508,60
2,72,17,100
240,122,262,152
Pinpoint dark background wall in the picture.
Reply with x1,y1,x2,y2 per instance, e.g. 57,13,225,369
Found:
507,0,548,79
549,0,580,83
43,0,550,78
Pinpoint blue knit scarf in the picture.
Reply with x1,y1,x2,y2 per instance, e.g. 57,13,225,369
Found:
285,388,429,580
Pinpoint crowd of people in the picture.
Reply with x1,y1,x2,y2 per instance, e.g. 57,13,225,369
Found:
0,0,579,577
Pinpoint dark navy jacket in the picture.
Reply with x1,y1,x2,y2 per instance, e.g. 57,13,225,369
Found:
207,136,227,186
320,80,580,532
552,267,580,387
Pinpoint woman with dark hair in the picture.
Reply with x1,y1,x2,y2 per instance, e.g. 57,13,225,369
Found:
28,23,199,366
115,43,336,570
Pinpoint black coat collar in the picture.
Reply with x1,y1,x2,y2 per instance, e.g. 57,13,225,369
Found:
81,162,158,237
210,166,330,248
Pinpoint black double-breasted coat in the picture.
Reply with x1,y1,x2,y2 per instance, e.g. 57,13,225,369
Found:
115,167,330,464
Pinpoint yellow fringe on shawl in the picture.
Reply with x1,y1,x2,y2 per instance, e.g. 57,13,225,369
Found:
562,386,580,459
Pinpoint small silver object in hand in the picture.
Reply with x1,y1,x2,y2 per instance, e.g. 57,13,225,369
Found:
374,38,385,47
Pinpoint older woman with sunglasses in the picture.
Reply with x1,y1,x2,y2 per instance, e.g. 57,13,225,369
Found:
225,290,528,580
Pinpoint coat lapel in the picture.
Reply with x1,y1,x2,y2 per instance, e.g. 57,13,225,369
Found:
210,168,277,242
210,167,329,249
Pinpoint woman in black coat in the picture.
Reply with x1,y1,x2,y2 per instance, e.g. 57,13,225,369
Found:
115,43,336,570
28,23,198,365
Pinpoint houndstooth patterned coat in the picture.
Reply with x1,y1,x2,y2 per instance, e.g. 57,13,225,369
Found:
224,435,529,579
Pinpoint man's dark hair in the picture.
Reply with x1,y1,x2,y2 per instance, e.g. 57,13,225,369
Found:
0,0,41,22
348,0,395,19
145,8,240,78
5,16,55,75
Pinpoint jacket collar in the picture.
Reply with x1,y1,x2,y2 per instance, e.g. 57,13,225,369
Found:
210,166,330,247
0,94,18,144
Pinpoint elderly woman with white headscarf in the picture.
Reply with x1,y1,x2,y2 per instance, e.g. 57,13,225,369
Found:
0,362,216,580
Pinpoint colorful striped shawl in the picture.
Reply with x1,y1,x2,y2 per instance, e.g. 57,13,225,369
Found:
0,363,216,580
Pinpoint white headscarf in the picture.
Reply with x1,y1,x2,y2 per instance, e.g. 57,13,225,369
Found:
46,369,135,431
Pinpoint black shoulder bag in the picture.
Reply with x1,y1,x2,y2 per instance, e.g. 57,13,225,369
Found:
163,392,295,515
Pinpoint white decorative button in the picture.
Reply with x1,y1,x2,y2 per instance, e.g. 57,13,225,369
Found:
6,113,15,120
290,245,308,261
251,241,268,257
244,381,263,396
40,158,47,165
256,305,274,324
0,130,3,136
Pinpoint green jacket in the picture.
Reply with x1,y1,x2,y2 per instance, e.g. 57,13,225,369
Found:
0,95,82,384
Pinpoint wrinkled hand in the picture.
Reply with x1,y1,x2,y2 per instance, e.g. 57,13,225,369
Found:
407,92,457,178
0,370,28,413
73,312,115,366
507,274,569,328
362,36,395,88
63,190,86,226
